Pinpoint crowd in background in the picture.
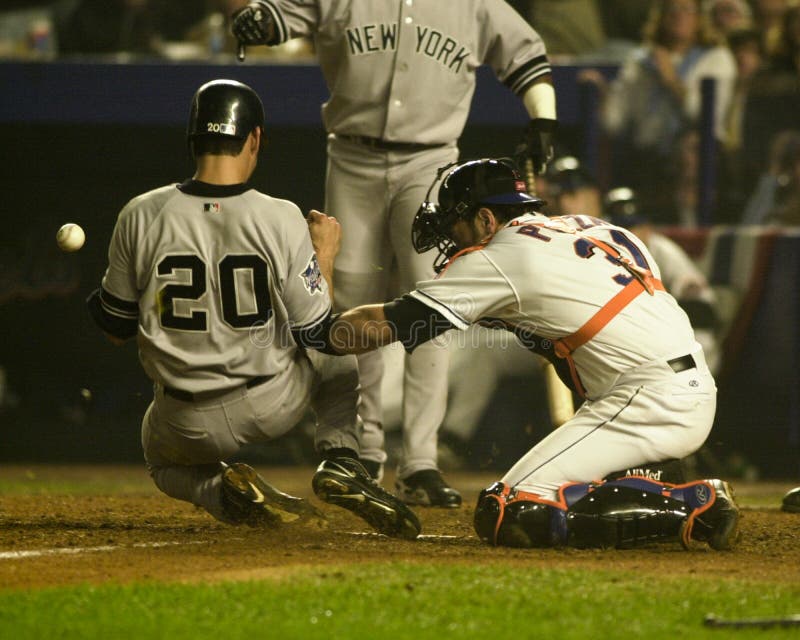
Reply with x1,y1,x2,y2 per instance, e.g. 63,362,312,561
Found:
2,0,798,228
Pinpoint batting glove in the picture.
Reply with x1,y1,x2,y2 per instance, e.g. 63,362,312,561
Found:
232,1,272,45
520,118,558,175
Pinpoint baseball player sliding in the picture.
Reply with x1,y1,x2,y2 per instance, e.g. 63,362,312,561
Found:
87,79,422,541
307,158,740,550
231,0,557,507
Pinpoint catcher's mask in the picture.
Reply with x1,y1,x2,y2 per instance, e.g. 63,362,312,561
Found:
412,158,544,273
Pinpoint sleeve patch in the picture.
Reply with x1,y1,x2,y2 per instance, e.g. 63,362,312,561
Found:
299,254,324,295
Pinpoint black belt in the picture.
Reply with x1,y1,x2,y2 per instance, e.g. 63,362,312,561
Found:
667,354,696,373
337,134,447,152
164,375,273,402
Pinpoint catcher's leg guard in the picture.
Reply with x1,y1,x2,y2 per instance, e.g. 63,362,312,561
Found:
566,483,690,548
567,477,739,550
473,482,568,548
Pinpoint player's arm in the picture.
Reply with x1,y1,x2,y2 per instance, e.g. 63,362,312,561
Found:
86,287,138,345
306,209,339,300
300,296,455,356
519,78,557,175
87,207,140,345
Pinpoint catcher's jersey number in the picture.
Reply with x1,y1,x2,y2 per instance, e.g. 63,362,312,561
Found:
156,254,272,331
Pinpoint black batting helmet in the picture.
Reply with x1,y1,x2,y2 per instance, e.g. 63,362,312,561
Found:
187,79,264,142
412,158,543,273
605,186,650,228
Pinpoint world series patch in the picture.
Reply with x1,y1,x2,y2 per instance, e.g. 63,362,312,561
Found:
300,254,323,295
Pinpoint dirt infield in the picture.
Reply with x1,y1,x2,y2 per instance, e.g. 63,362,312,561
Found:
1,465,798,590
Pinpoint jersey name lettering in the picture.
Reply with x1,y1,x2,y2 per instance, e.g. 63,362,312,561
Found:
346,23,397,54
415,27,469,72
344,23,469,72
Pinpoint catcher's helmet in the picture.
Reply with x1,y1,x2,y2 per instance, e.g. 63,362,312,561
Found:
412,158,543,273
187,79,264,141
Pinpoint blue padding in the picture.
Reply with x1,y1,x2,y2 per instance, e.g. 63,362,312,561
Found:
0,61,617,126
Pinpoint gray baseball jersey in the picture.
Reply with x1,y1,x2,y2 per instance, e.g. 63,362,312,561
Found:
246,0,552,480
259,0,550,142
98,180,330,393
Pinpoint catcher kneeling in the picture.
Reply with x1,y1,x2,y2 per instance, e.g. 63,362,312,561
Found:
307,157,739,550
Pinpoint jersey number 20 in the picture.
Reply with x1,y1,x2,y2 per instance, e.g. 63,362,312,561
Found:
157,254,272,331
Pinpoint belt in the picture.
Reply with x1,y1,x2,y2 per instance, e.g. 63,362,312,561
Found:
164,375,273,403
337,134,447,152
667,354,696,373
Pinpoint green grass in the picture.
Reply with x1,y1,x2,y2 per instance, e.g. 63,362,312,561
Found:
0,470,153,496
1,563,797,640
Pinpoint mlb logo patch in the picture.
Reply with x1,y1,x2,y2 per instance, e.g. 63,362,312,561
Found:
300,254,324,295
204,202,221,213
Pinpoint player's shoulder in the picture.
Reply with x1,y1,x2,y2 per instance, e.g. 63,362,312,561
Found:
239,191,315,247
242,190,306,227
118,184,181,221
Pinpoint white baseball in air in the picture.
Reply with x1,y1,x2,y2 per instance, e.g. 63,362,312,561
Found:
56,223,85,252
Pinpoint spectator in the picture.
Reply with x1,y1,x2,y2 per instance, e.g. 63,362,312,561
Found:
740,5,800,194
523,0,607,58
55,0,206,56
769,3,800,72
598,0,657,48
580,0,736,216
740,129,800,224
751,0,792,56
718,28,767,216
742,130,800,224
703,0,753,35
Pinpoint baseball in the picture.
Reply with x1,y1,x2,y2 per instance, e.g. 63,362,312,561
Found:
56,223,85,252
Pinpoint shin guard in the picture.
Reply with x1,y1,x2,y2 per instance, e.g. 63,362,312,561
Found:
473,482,568,548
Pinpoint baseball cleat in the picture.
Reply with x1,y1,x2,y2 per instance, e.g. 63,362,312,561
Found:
782,487,800,513
312,457,421,540
222,462,326,528
681,480,740,550
396,469,462,508
359,459,385,483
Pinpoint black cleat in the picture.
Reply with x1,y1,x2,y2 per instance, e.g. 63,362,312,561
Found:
396,469,462,508
312,457,421,539
782,487,800,513
360,459,384,483
222,462,326,528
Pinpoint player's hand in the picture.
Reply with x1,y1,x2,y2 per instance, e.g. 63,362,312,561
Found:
518,118,557,176
231,1,273,45
307,210,341,260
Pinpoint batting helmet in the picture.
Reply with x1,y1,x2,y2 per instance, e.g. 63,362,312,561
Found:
187,79,265,141
412,158,543,273
604,187,650,229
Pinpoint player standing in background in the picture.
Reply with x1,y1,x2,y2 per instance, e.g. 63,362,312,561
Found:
86,79,421,540
307,158,740,550
230,0,557,507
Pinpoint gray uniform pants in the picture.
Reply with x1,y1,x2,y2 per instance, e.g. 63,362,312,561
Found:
142,349,361,521
325,135,459,479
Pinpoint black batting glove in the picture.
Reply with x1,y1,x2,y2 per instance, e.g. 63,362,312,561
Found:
521,118,557,175
232,1,272,45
